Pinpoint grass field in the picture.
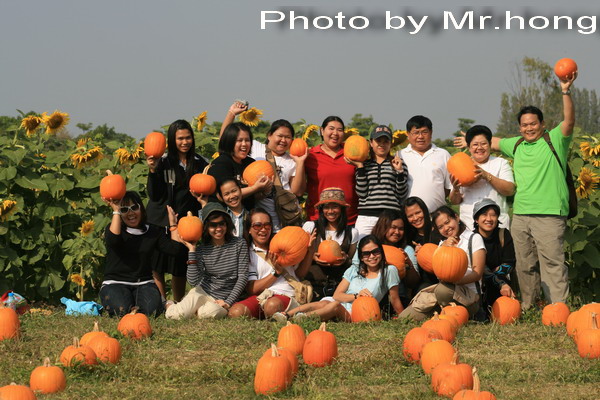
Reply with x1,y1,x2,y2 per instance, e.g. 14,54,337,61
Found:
1,308,599,400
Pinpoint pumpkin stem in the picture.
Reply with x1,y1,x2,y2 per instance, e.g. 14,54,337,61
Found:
472,367,480,393
105,169,113,176
449,302,457,307
73,337,80,348
43,357,51,367
286,321,293,327
130,306,139,315
592,312,598,330
432,311,440,320
92,320,100,332
451,351,459,365
319,322,327,331
270,343,279,357
187,211,193,217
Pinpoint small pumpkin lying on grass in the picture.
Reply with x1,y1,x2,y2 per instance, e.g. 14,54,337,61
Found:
0,383,37,400
60,337,97,367
117,308,153,340
303,322,338,367
277,321,305,356
0,305,20,341
29,357,66,394
254,344,292,395
80,320,109,346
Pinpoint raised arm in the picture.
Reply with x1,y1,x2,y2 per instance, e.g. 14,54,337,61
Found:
559,72,577,137
219,101,248,137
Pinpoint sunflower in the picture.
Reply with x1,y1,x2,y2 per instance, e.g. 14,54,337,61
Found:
70,273,86,287
20,115,43,137
392,130,408,148
42,110,70,135
343,127,360,141
70,145,104,168
238,107,263,127
115,143,144,165
576,167,600,199
302,124,320,141
0,200,17,221
580,141,593,158
196,111,208,132
76,138,89,148
212,151,220,159
79,220,95,236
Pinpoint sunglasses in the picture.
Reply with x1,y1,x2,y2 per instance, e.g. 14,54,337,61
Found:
119,204,140,214
251,222,272,231
207,220,227,229
361,248,382,259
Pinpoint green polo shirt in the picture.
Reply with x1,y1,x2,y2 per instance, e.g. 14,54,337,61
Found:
499,124,572,216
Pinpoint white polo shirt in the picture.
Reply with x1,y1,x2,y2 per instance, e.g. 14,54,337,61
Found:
397,144,452,212
248,245,296,297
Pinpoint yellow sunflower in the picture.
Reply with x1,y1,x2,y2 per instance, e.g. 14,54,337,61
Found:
79,220,95,236
576,167,600,199
20,115,43,137
115,143,144,165
212,151,220,159
196,111,208,132
71,145,104,168
76,138,89,147
0,200,17,221
343,128,360,141
580,141,593,158
70,273,86,287
239,107,263,127
392,130,408,148
42,110,70,135
302,124,320,141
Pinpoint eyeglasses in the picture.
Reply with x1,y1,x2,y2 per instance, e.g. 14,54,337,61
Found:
361,248,382,259
119,204,140,214
409,130,431,137
251,222,272,231
207,220,227,229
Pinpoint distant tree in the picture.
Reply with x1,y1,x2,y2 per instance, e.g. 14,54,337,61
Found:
347,113,379,136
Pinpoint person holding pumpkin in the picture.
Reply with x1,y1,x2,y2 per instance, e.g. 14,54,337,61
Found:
272,235,403,322
399,206,486,321
101,191,185,317
146,119,209,303
165,202,249,320
195,178,247,238
228,208,315,319
302,187,359,300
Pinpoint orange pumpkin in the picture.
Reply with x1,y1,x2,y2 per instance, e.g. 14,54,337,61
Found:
262,346,298,377
254,344,292,395
580,302,600,315
447,152,477,186
439,313,460,332
189,173,217,196
343,135,370,162
277,321,306,356
99,174,126,200
88,336,122,364
0,305,20,341
60,337,97,367
432,246,468,283
243,160,275,187
422,312,456,343
402,327,443,363
29,357,66,394
351,296,382,323
431,352,474,398
318,239,342,264
269,226,310,267
576,312,600,359
416,243,438,274
177,211,203,242
453,367,497,400
289,138,308,157
117,308,153,340
491,296,521,325
303,322,338,367
382,245,406,278
567,310,600,341
554,58,578,80
541,302,570,327
143,131,166,158
421,339,456,375
0,383,37,400
80,321,109,346
442,303,470,327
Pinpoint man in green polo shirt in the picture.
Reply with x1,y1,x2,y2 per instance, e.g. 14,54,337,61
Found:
455,72,577,310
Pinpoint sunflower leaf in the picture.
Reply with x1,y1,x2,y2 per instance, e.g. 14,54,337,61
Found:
4,148,27,165
0,166,17,181
14,175,49,191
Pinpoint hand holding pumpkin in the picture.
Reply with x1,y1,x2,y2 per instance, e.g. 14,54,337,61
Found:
146,155,158,173
358,288,373,298
267,252,284,275
102,197,121,212
229,101,248,116
215,299,230,310
500,284,515,297
343,156,363,169
190,190,208,207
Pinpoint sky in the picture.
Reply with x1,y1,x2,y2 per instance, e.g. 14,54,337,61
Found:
1,0,598,140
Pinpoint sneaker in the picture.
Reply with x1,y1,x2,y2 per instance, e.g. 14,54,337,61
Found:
292,312,308,321
271,312,288,323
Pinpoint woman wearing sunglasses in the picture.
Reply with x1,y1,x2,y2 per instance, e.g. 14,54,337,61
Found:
272,235,403,322
101,191,184,317
228,208,315,319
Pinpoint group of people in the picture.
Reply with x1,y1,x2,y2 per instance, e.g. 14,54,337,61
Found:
99,72,577,323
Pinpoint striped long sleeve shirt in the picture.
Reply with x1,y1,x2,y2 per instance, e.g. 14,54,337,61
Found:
187,237,249,306
355,158,409,216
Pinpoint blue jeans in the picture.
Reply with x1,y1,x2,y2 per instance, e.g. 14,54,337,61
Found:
99,282,163,317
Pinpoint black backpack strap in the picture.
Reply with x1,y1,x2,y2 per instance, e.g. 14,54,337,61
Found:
512,137,525,155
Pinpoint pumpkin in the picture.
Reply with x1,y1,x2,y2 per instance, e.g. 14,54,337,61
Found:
99,174,126,201
343,135,370,162
431,352,474,398
80,320,109,346
567,310,600,341
447,152,477,186
351,296,382,323
554,58,578,80
88,336,122,364
541,302,570,327
422,312,456,343
580,302,600,315
269,226,310,267
576,312,600,359
243,160,275,187
402,327,443,363
0,305,20,341
277,321,306,356
416,243,438,274
289,138,308,157
432,246,468,283
177,211,203,242
382,245,406,278
143,131,166,158
254,344,292,395
318,239,343,264
0,383,37,400
491,296,521,325
262,346,298,377
29,357,66,394
421,339,456,375
189,173,217,196
117,308,153,340
303,322,338,367
442,302,469,327
59,337,97,367
453,367,497,400
438,313,460,332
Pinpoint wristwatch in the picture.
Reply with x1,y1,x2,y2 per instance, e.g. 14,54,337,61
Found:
271,270,281,278
562,89,571,95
